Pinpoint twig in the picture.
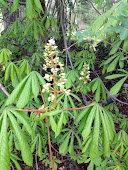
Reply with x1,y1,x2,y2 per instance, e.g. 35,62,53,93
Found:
60,0,74,70
0,82,10,97
35,143,39,170
93,71,128,105
10,162,14,170
60,100,75,119
63,104,94,111
86,0,101,15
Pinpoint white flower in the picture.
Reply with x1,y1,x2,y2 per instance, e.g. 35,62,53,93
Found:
51,94,55,101
54,57,59,63
48,94,55,102
58,82,65,86
65,89,71,95
42,89,45,93
80,71,84,75
43,83,51,91
48,39,55,45
86,75,90,79
44,52,48,57
60,85,64,90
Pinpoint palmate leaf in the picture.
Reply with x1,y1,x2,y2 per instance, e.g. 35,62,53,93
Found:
20,59,31,75
0,110,10,170
7,111,33,166
86,78,107,102
6,71,46,108
0,48,11,64
8,109,35,138
80,103,115,158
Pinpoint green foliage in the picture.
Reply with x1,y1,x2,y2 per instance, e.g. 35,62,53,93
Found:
0,48,11,64
85,78,107,102
0,0,128,169
6,71,46,108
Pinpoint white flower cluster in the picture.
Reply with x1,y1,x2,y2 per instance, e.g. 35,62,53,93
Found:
42,39,71,102
80,63,91,84
43,39,58,71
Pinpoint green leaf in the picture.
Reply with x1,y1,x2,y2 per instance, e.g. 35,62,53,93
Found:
8,109,35,139
26,0,33,20
5,63,11,81
6,75,29,106
123,38,128,51
6,72,45,108
0,110,10,170
68,96,77,117
92,79,99,92
120,29,128,40
37,135,42,158
11,0,19,13
82,105,96,140
7,111,33,166
99,109,110,157
101,83,107,101
49,110,62,116
31,136,38,153
32,73,39,98
50,116,57,133
105,74,125,79
110,76,127,94
34,22,38,40
104,53,119,65
109,40,122,55
34,0,43,12
90,108,99,159
82,138,91,153
95,85,100,102
70,93,82,102
59,133,70,154
24,22,34,36
55,112,64,137
107,55,120,72
69,134,74,154
75,107,91,123
34,71,46,87
0,0,9,9
87,161,94,170
10,156,22,170
45,18,50,29
16,75,32,108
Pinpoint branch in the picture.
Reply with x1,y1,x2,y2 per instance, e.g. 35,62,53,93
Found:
93,71,128,106
0,82,10,97
86,0,101,15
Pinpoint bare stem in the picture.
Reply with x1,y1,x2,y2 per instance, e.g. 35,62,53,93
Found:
38,81,54,170
0,82,10,97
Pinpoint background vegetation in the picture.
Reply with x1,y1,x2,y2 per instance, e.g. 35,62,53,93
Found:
0,0,128,169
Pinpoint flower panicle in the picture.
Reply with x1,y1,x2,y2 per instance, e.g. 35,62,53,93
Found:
42,38,71,102
80,63,91,84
